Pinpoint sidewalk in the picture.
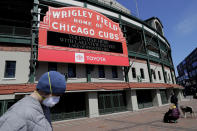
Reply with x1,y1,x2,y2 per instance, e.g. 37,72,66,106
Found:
53,99,197,131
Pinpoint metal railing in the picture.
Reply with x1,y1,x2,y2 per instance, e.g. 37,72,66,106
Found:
99,106,127,115
138,102,153,109
51,111,86,121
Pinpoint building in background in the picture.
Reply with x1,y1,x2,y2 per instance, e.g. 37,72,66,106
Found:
0,0,183,121
177,48,197,96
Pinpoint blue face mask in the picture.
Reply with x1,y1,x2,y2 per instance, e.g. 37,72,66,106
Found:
42,96,60,107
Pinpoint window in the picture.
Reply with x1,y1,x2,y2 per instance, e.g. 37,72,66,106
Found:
189,72,192,77
127,30,146,54
158,71,161,80
86,65,93,74
153,71,156,80
140,68,145,79
112,66,118,78
132,68,136,78
4,61,16,78
192,61,197,68
98,65,105,78
48,62,57,71
151,69,156,80
168,74,171,81
68,64,76,78
184,69,188,76
0,102,2,115
164,71,167,80
7,100,16,110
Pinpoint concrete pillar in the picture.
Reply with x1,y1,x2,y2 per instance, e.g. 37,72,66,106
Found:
152,89,162,106
86,92,99,118
126,89,138,111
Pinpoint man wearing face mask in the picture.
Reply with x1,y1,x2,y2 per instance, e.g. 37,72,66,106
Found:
0,71,66,131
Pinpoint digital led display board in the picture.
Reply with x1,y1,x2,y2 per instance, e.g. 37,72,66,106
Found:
47,31,123,53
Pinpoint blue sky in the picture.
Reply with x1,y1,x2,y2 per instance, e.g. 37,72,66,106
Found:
117,0,197,76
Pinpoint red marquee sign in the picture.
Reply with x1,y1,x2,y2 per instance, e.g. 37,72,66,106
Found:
38,7,129,66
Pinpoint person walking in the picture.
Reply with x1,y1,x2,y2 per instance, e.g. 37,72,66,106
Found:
170,92,178,107
0,71,66,131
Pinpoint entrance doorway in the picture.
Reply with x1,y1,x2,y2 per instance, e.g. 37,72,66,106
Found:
51,92,86,121
136,90,153,109
160,89,168,104
98,91,127,115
